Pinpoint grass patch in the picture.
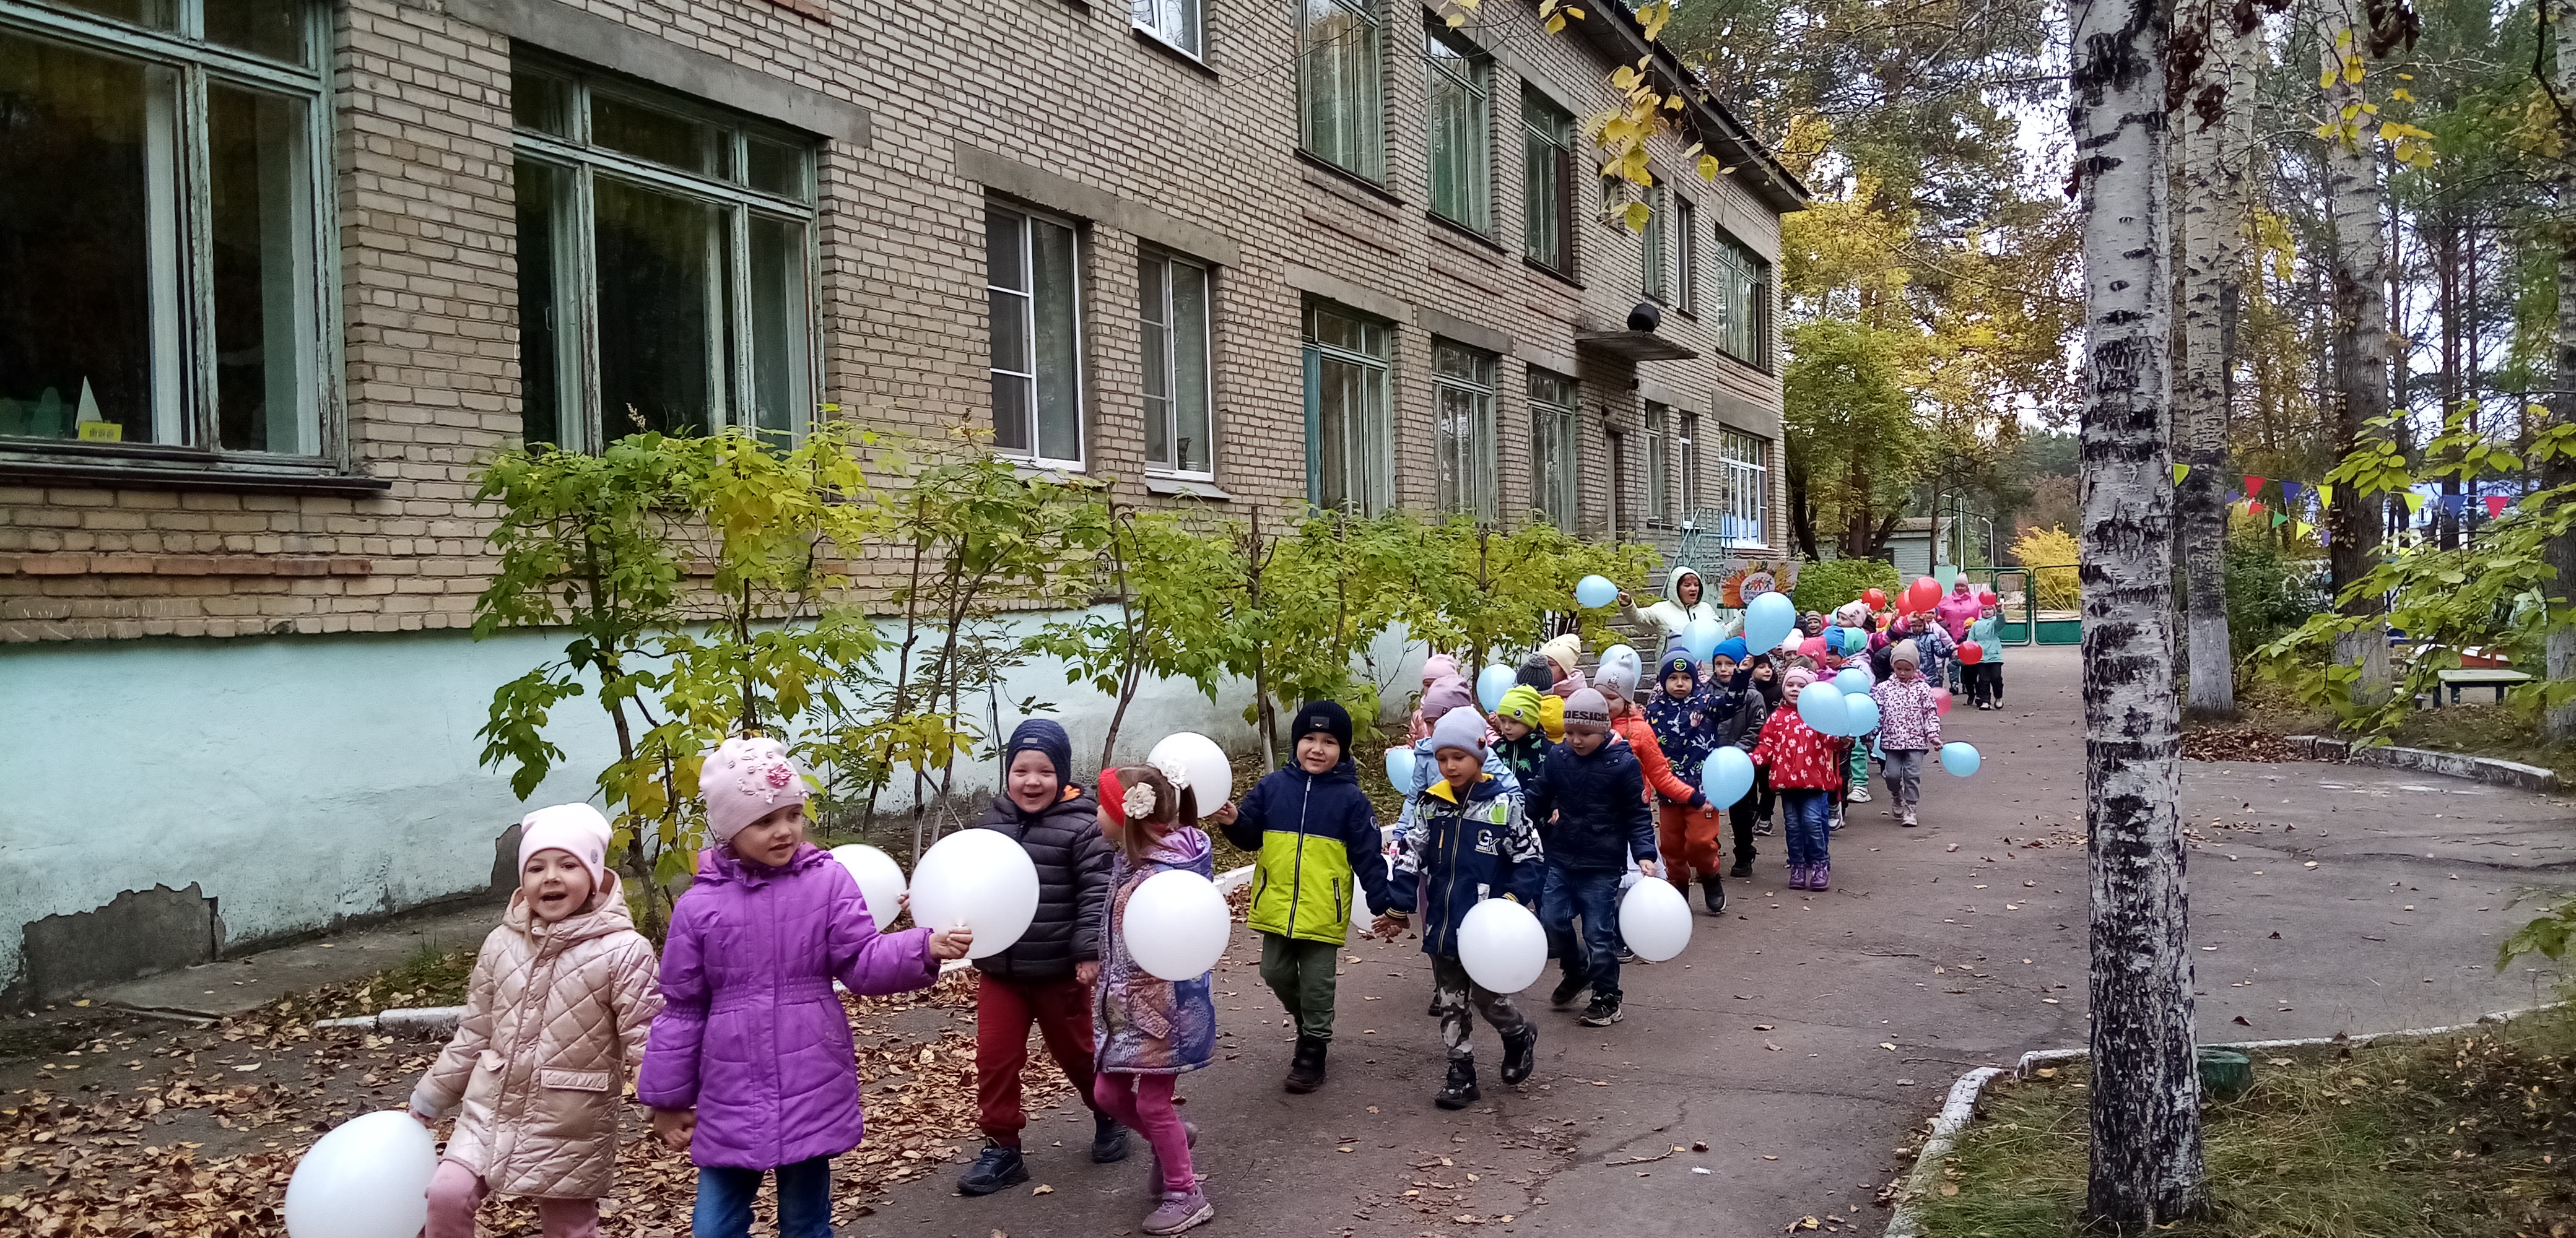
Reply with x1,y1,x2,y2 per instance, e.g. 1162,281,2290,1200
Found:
1915,1010,2576,1237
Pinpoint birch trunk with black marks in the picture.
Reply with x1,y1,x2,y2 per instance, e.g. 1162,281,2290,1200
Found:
2072,0,2206,1226
2547,0,2576,738
2318,0,2393,708
2175,0,2252,718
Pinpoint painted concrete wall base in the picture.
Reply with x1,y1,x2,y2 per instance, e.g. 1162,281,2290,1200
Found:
2284,735,2559,793
1882,1004,2558,1237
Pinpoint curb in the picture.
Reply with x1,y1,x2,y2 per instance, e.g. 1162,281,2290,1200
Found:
2284,735,2558,793
313,865,1263,1042
1882,1003,2558,1237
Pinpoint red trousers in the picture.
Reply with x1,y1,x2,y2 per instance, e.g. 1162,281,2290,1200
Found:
1656,802,1726,885
975,972,1102,1145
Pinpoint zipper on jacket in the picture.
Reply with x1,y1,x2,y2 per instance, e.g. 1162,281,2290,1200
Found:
1286,772,1314,939
1437,795,1464,956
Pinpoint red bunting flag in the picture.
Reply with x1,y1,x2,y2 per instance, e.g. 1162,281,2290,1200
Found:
2248,500,2266,516
2243,474,2267,495
2486,495,2509,518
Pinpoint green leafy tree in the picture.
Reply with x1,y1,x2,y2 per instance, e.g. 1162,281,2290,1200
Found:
1024,501,1243,769
1782,318,1925,558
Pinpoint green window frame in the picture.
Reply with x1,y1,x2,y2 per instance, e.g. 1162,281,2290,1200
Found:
0,0,337,474
1521,87,1574,272
1675,194,1699,314
1712,227,1773,370
1640,183,1667,301
1645,400,1671,526
1299,0,1384,181
1303,300,1392,514
511,50,819,452
1424,24,1490,233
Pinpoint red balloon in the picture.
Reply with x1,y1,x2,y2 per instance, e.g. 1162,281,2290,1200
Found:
1959,642,1985,665
1978,589,1999,607
1931,688,1953,716
1906,577,1943,612
1863,587,1889,608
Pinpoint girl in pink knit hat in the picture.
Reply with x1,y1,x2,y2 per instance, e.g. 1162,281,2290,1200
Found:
411,802,660,1238
639,737,973,1238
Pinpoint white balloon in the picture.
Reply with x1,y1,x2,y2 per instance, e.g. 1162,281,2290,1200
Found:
1455,898,1549,993
1121,868,1232,982
830,844,907,933
1147,731,1235,812
284,1110,438,1238
1617,879,1694,963
909,828,1040,959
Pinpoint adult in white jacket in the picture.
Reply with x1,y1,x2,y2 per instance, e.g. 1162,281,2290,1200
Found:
1619,565,1738,655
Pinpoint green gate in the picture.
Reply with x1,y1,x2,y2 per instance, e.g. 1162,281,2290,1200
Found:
1956,567,2079,646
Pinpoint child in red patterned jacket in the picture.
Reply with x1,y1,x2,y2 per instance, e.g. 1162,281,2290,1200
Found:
1747,668,1848,891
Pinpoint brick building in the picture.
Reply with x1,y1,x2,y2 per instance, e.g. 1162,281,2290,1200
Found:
0,0,1801,1002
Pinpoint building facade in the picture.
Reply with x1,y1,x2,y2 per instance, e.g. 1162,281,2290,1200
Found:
0,0,1802,1003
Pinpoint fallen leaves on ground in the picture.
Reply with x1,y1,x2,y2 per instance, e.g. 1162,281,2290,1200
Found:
2179,727,2306,763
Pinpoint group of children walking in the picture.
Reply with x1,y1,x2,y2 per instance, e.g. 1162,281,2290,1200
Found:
399,568,1995,1238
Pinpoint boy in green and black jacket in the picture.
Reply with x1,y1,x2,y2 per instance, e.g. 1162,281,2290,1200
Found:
1211,701,1390,1094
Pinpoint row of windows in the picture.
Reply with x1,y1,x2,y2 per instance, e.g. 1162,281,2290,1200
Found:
1303,300,1767,545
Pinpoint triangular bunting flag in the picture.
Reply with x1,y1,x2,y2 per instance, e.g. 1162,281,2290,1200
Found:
2172,463,2190,485
2404,492,2426,514
2439,493,2467,516
2272,511,2289,528
2317,483,2334,509
2245,474,2267,495
2281,481,2304,508
2320,527,2334,546
2294,521,2312,537
2249,500,2266,517
2486,495,2510,517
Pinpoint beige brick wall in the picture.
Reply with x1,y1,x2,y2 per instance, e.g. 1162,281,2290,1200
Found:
0,0,1795,642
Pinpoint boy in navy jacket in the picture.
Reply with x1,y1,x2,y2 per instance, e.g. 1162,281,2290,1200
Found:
1523,688,1659,1026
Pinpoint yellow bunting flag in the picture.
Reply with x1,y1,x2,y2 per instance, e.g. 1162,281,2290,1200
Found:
2317,483,2333,509
2404,492,2426,514
2171,463,2190,485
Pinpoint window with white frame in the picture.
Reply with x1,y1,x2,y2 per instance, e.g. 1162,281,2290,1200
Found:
1133,0,1204,58
1299,0,1383,181
1138,249,1213,478
1424,24,1489,233
1528,369,1577,529
0,0,333,470
513,53,819,451
1432,340,1495,521
1675,196,1699,314
1304,301,1391,514
1679,410,1699,519
1712,228,1773,369
1719,426,1768,547
1644,402,1670,526
987,201,1086,467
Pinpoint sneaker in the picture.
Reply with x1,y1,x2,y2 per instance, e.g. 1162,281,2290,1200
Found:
1616,946,1638,964
1092,1111,1131,1162
957,1142,1029,1195
1500,1026,1538,1085
1578,995,1623,1026
1828,815,1844,833
1699,874,1728,915
1848,787,1872,803
1435,1057,1481,1110
1142,1188,1216,1235
1900,809,1918,828
1284,1036,1327,1094
1756,818,1775,837
1730,853,1754,879
1549,970,1589,1009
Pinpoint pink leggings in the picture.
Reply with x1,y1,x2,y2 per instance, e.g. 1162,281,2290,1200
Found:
1092,1072,1194,1194
425,1159,600,1238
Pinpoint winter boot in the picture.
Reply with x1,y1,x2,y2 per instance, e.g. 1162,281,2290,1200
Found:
1699,873,1728,914
1811,862,1830,889
1578,995,1624,1026
1091,1111,1131,1162
1549,968,1589,1008
1434,1056,1482,1110
1284,1035,1328,1093
1786,864,1809,891
1730,849,1754,879
1500,1025,1538,1086
958,1142,1029,1195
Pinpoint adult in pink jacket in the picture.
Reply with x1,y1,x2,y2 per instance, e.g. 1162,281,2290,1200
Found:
1932,578,1982,643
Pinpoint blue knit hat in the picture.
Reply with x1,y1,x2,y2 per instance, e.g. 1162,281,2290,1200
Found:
1713,637,1748,662
1659,652,1697,682
1004,719,1073,786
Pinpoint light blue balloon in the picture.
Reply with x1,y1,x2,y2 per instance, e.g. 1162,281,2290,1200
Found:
1476,664,1518,713
1682,618,1722,663
1576,574,1619,609
1941,742,1982,777
1843,694,1880,737
1834,668,1872,696
1744,591,1796,652
1795,683,1848,735
1385,746,1416,788
1701,746,1756,808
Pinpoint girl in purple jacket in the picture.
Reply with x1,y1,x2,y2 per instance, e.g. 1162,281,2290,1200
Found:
640,737,972,1238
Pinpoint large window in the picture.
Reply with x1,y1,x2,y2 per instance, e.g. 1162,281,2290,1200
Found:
1644,402,1671,526
1640,184,1667,301
513,54,817,451
0,0,332,471
1304,301,1391,514
1675,196,1699,314
1424,25,1489,232
1719,426,1769,547
1138,249,1212,478
1679,411,1700,517
1712,228,1773,368
1520,87,1573,274
1432,340,1495,520
1529,369,1577,529
1133,0,1203,58
1607,426,1630,538
988,202,1085,467
1299,0,1383,181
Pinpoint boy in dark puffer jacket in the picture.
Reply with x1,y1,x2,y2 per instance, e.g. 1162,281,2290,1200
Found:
1524,688,1659,1026
1211,701,1389,1094
958,721,1125,1197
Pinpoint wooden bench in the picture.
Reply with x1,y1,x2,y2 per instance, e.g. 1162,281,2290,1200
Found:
2434,668,2531,706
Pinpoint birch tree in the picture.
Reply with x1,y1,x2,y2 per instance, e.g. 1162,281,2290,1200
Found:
2547,0,2576,739
2317,0,2394,706
2071,0,2206,1223
2174,0,2255,717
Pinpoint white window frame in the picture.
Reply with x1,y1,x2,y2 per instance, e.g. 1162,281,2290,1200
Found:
1303,300,1393,515
0,0,339,476
511,51,821,452
1720,426,1769,547
1132,0,1204,59
1528,368,1578,530
1679,410,1699,520
987,201,1088,470
1138,248,1215,481
1431,339,1497,521
1644,402,1671,526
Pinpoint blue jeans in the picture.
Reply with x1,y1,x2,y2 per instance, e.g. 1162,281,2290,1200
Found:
695,1156,832,1238
1780,789,1832,868
1541,865,1624,1001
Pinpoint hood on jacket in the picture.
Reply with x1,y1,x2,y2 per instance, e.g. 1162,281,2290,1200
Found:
692,841,830,890
1666,565,1707,608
